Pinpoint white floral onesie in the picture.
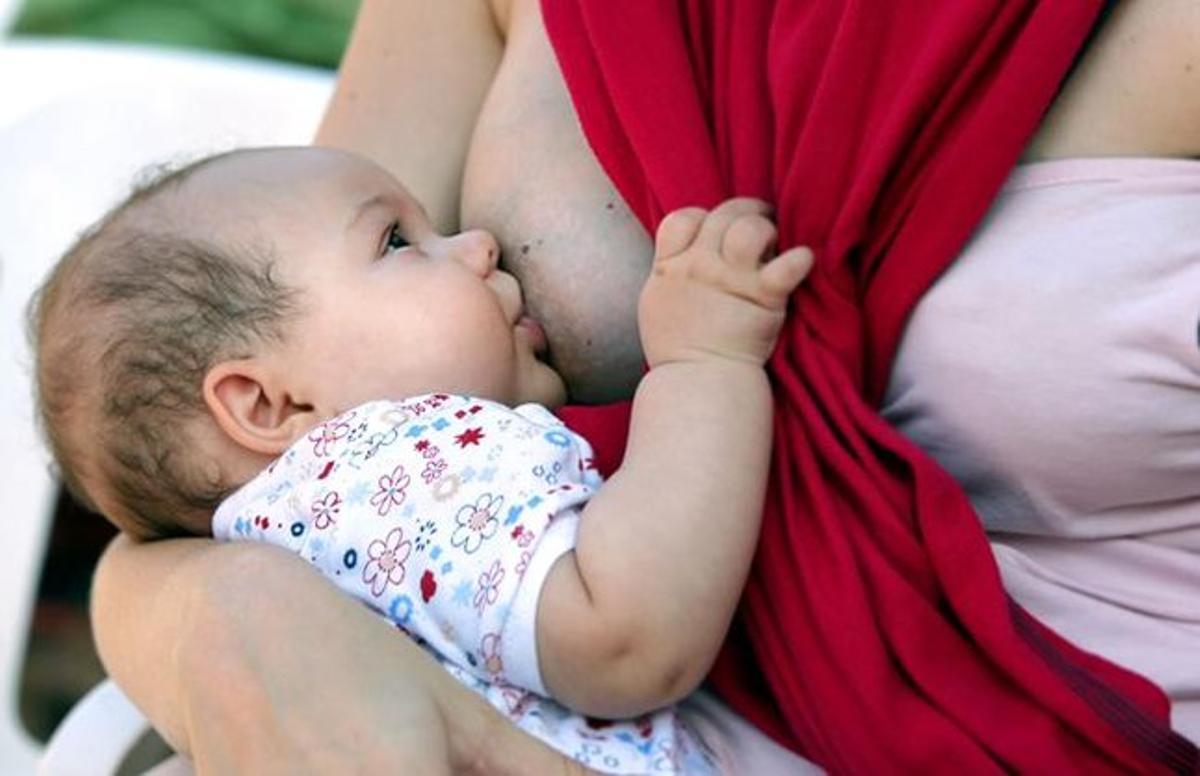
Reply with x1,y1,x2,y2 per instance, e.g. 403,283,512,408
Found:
212,394,720,775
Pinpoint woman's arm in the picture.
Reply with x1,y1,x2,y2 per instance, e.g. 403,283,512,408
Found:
91,535,586,774
1025,0,1200,160
314,0,504,233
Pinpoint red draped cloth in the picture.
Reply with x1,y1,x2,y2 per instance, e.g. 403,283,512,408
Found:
546,1,1199,773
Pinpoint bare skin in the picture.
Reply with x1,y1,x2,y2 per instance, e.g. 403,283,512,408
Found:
457,0,651,403
1025,0,1200,162
316,0,651,404
91,0,1200,772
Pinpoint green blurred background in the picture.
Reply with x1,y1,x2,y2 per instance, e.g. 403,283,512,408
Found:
15,0,356,67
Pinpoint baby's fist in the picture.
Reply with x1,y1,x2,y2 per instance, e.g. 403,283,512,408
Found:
639,198,812,368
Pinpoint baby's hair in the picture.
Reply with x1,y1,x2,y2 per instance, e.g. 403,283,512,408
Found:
29,149,298,538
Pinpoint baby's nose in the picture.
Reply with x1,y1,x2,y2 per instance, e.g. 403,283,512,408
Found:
452,229,500,276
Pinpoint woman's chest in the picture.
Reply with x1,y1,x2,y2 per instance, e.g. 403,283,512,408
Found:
459,0,653,400
883,159,1200,538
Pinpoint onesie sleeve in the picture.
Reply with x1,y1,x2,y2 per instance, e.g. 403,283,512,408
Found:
212,394,603,695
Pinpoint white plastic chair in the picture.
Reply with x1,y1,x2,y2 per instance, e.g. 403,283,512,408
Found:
0,8,64,774
0,35,332,774
0,0,18,33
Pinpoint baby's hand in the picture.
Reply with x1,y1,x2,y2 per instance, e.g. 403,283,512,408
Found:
638,198,812,368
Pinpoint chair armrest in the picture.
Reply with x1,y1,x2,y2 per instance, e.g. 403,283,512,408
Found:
38,679,150,775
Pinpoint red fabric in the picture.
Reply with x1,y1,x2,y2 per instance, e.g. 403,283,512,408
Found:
546,2,1199,773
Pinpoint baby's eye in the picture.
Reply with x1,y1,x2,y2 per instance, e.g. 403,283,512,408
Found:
383,222,410,254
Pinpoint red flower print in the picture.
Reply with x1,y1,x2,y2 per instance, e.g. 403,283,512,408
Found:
500,687,531,717
370,464,411,517
307,417,351,457
310,491,341,530
421,458,447,484
420,569,437,602
479,632,503,677
454,426,485,447
474,559,505,614
363,527,412,597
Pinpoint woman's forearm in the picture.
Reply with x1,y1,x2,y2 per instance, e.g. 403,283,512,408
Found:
314,0,504,233
91,534,236,753
92,535,586,774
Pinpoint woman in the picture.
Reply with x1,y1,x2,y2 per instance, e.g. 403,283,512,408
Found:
92,0,1199,771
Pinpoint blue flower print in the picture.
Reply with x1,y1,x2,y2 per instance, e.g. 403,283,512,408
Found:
346,480,371,506
388,594,414,626
414,519,437,552
368,427,400,457
450,493,503,554
453,580,474,607
575,743,621,771
345,419,370,443
369,464,411,517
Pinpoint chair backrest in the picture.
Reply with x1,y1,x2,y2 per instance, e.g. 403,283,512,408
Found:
36,680,154,776
0,0,20,34
0,38,331,773
0,35,64,776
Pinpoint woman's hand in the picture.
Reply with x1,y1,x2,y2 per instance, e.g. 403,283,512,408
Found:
174,542,454,774
92,536,587,774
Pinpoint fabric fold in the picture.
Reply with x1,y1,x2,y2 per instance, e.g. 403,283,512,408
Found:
547,1,1198,772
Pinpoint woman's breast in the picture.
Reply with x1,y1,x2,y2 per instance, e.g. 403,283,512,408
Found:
882,157,1200,542
460,0,652,403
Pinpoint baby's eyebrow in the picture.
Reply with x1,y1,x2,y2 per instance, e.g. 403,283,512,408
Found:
347,194,392,231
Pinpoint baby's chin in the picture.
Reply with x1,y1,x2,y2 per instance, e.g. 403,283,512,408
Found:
528,367,570,409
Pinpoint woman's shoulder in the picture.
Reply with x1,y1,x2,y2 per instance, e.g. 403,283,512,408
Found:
1026,0,1200,161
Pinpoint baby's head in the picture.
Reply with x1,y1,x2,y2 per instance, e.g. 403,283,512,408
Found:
31,146,565,539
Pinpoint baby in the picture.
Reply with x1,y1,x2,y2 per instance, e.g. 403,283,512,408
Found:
31,147,811,774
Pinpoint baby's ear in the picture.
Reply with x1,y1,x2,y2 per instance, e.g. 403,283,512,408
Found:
203,359,319,456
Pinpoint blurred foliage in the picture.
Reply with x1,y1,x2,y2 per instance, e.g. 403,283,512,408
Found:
14,0,357,68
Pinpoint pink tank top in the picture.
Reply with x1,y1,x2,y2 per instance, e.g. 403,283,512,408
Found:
883,157,1200,741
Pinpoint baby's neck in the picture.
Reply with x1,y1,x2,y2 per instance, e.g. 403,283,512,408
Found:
193,417,278,527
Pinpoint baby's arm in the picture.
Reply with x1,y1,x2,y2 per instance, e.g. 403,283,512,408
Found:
537,199,812,718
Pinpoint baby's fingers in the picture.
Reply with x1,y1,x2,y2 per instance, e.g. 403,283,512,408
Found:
697,198,772,251
655,207,707,260
760,246,814,302
722,214,777,269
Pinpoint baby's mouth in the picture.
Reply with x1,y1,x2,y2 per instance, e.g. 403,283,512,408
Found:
515,314,549,356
